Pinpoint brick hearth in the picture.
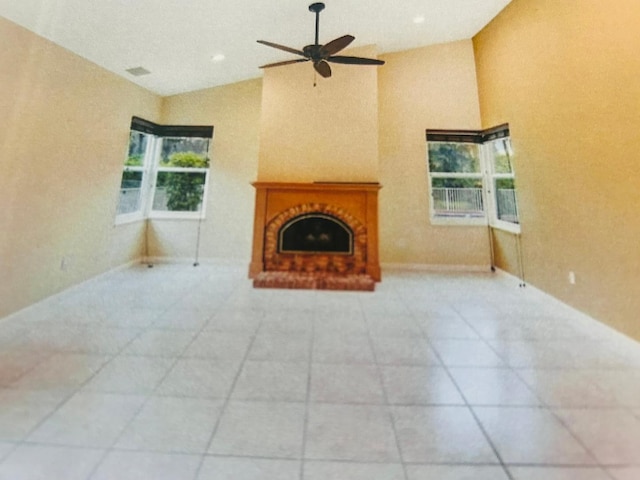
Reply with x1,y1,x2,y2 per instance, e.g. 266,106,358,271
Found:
253,272,376,291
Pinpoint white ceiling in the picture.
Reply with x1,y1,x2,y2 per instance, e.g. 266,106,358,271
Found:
1,0,512,96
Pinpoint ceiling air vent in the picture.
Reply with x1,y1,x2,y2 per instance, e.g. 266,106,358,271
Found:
126,66,151,76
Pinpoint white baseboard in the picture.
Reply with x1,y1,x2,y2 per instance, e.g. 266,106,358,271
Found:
494,268,640,351
381,262,493,273
0,259,140,325
142,256,247,268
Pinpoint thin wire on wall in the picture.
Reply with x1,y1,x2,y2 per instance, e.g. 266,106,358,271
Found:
193,213,204,267
515,232,526,287
144,219,153,268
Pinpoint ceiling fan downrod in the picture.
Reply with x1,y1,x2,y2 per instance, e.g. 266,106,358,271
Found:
309,3,325,46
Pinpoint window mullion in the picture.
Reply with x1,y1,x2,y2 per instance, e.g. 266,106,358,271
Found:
485,137,520,231
155,167,209,173
430,173,483,179
143,135,162,217
480,142,497,225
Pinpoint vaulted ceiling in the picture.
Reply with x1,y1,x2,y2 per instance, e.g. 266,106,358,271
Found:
0,0,512,96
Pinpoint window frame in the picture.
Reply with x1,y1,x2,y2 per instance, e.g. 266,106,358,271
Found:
115,130,155,225
482,136,520,234
425,124,520,233
148,136,212,220
426,140,487,226
115,118,213,224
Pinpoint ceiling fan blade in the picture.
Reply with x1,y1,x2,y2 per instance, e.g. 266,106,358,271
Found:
259,58,309,69
314,60,332,78
328,55,385,65
257,40,306,57
320,34,355,56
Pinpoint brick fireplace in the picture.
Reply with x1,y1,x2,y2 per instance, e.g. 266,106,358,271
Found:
249,182,381,290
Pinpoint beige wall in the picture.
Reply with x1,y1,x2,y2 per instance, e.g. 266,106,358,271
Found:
258,46,379,183
1,23,493,322
0,17,161,318
152,79,262,261
156,42,491,269
474,0,640,340
378,41,491,266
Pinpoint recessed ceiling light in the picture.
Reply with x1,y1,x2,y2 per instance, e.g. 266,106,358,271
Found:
211,54,225,62
413,15,425,24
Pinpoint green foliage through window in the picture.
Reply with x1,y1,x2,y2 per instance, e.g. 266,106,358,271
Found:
428,143,480,173
157,152,209,212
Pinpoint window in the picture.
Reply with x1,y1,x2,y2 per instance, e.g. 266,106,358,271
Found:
426,124,520,231
427,140,484,221
117,130,152,218
116,117,213,223
485,135,519,230
152,137,210,216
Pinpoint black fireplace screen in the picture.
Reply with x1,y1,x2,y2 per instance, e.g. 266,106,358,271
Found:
278,214,353,254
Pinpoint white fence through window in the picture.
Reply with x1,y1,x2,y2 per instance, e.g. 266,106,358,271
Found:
496,188,519,223
432,188,484,215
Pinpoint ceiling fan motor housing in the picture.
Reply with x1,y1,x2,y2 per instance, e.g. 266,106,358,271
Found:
303,45,324,61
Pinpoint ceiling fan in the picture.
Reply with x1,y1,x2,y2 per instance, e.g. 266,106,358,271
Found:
257,2,385,79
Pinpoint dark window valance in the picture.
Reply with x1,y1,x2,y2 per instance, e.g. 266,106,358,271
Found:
426,129,484,144
482,123,510,142
426,124,509,143
130,116,214,138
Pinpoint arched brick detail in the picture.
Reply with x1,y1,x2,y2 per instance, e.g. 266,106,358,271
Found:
263,203,368,275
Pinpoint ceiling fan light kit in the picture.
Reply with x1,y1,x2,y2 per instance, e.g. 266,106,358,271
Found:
257,2,385,79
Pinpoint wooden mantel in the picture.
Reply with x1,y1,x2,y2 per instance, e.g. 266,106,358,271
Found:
249,182,382,283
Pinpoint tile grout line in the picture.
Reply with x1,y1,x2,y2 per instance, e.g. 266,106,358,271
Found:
0,316,158,471
450,305,614,476
449,302,621,478
401,284,515,480
1,266,639,479
81,294,223,480
80,282,237,480
299,297,317,480
9,334,146,449
0,264,232,466
191,308,265,480
359,295,411,480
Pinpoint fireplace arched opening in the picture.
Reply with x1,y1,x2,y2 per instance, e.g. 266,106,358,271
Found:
278,213,353,255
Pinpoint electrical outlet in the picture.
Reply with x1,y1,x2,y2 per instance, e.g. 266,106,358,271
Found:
568,271,576,285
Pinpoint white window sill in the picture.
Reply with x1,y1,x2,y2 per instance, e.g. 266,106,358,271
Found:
430,215,488,227
114,213,145,226
148,212,207,221
490,220,521,234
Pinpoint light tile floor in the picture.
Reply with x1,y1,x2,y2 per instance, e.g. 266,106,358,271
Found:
1,263,640,480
